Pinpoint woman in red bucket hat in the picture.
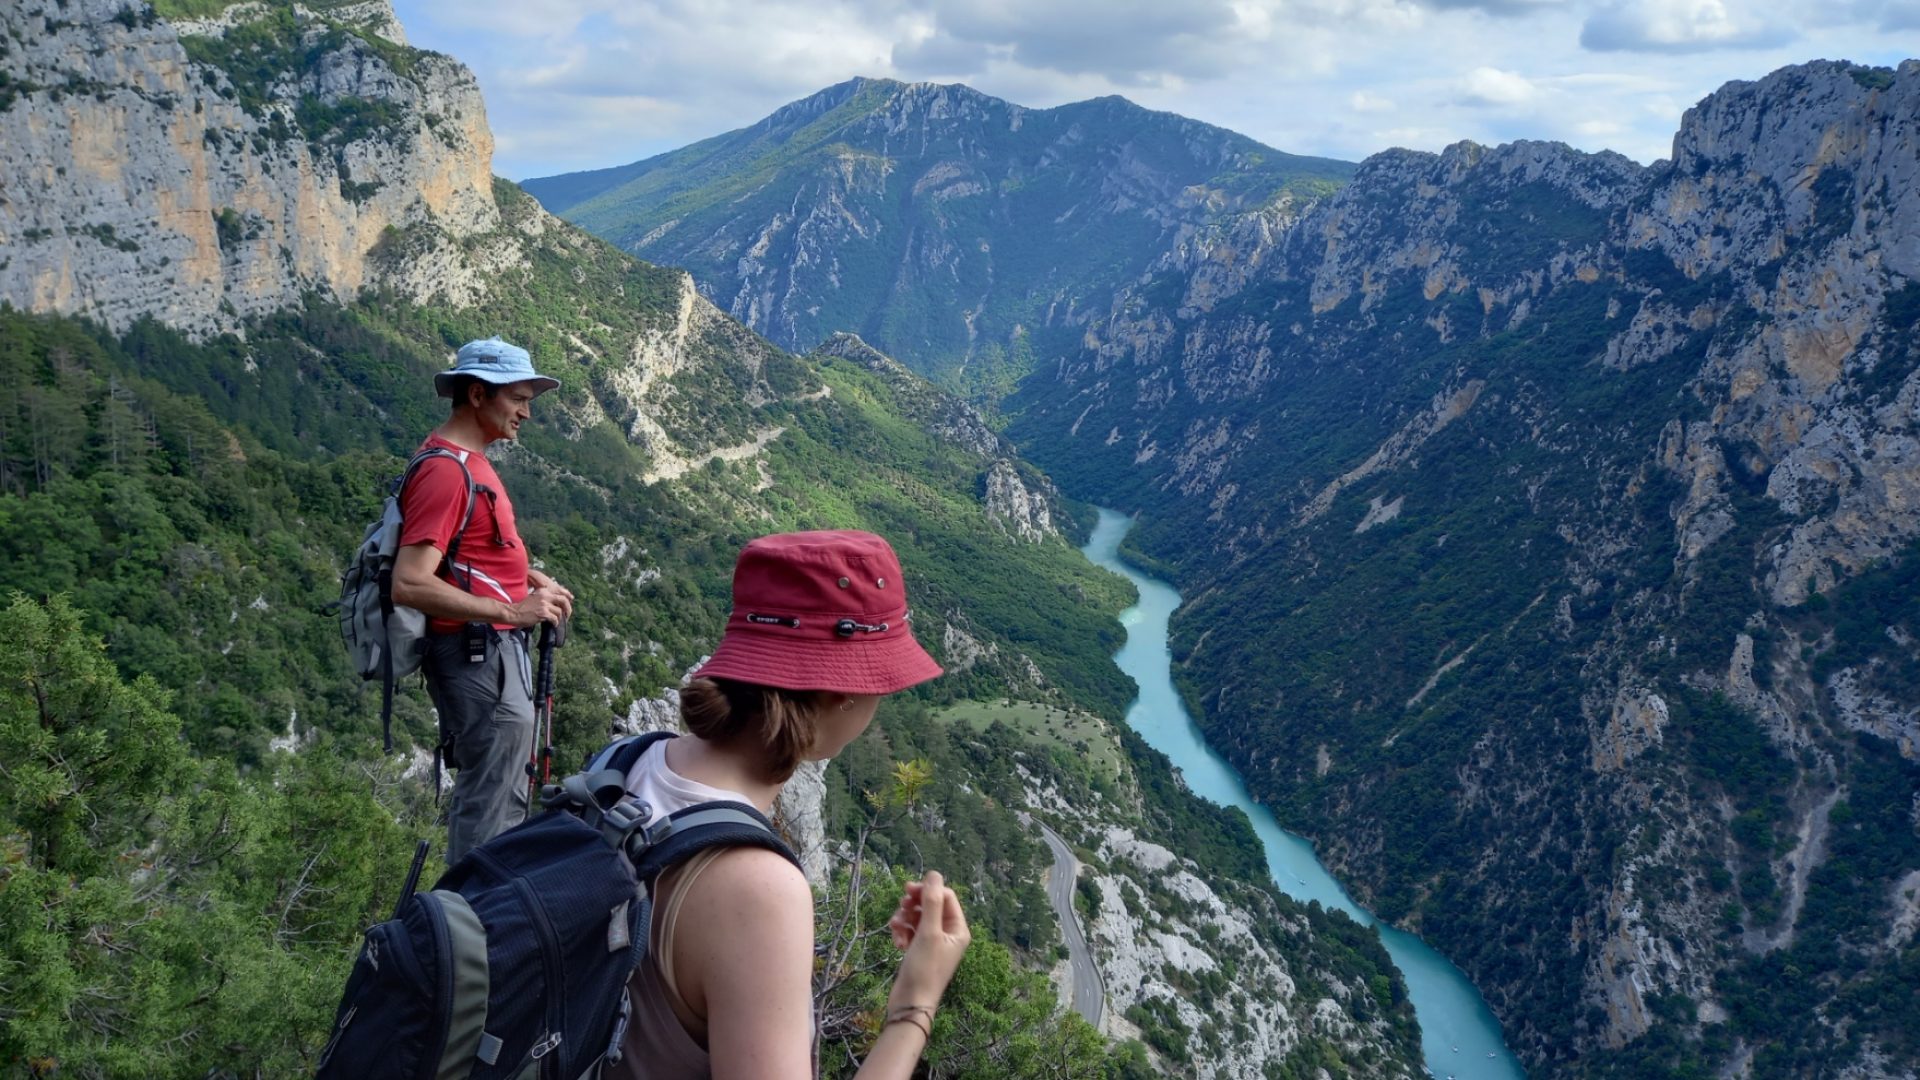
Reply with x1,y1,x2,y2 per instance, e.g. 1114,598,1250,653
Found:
612,530,970,1079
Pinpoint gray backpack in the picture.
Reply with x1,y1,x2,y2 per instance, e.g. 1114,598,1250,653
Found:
339,447,478,751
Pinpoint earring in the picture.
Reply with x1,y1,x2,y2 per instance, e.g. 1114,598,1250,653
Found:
839,700,853,712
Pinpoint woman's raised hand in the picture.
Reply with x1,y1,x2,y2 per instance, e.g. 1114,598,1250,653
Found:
886,871,972,1013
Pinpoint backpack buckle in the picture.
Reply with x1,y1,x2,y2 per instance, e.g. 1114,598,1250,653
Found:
621,815,676,863
598,796,652,851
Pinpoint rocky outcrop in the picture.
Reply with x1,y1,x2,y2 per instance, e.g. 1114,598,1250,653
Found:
1627,64,1920,608
984,459,1058,542
774,761,830,888
1017,764,1419,1079
1592,687,1669,774
0,0,496,337
0,0,801,467
1832,667,1920,757
809,333,1067,543
1082,827,1309,1077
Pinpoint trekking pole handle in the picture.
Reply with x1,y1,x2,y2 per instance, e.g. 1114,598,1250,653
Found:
393,839,430,919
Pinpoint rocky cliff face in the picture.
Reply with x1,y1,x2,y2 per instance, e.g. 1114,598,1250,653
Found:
0,0,497,337
1010,59,1920,1075
0,0,803,470
1016,734,1421,1079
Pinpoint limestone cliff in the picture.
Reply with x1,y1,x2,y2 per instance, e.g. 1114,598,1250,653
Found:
0,0,496,337
0,0,804,471
1015,729,1421,1079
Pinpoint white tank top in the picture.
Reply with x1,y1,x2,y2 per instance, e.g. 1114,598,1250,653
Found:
622,738,756,823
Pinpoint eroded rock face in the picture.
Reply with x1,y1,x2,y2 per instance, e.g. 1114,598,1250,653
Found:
984,459,1058,542
2,0,803,476
1016,771,1419,1079
0,0,497,338
1083,827,1309,1078
1592,687,1669,774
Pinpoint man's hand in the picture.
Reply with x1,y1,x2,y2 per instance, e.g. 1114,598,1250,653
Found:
525,568,574,621
503,589,570,627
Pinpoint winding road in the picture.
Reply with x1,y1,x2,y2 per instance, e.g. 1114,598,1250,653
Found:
1032,818,1104,1027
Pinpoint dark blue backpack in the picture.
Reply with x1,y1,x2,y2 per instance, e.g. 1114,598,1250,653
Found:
315,732,799,1080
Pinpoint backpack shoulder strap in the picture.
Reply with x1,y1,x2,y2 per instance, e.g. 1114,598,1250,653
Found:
396,447,481,590
421,890,490,1080
375,448,481,754
630,799,799,888
585,730,677,775
397,445,474,501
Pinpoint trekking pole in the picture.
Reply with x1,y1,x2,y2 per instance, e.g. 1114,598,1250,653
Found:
528,620,565,809
392,839,430,919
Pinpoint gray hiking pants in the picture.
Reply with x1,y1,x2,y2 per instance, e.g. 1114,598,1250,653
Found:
423,627,535,863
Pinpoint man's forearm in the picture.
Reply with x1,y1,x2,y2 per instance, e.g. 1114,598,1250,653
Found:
392,572,513,625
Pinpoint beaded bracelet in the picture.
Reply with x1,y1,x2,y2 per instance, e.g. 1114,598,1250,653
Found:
885,1004,935,1040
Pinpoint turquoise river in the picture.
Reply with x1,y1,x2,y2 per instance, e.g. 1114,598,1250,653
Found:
1084,508,1526,1080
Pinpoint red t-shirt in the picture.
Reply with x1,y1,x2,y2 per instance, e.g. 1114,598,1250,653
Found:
398,434,527,633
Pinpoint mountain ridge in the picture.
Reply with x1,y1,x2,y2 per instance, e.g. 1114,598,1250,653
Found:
522,76,1355,387
522,76,1336,215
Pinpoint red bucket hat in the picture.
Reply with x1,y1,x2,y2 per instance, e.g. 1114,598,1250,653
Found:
691,530,944,696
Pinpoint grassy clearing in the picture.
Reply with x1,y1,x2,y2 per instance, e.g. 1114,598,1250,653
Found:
941,699,1127,784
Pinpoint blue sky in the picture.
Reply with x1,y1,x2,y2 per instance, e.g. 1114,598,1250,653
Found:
388,0,1918,181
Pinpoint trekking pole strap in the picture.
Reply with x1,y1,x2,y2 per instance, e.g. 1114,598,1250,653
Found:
379,633,395,754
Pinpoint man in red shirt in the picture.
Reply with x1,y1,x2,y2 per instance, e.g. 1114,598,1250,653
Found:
392,337,574,861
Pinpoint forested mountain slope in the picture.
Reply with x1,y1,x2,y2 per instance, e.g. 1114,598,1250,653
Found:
1005,60,1920,1077
524,77,1353,391
0,1,1422,1075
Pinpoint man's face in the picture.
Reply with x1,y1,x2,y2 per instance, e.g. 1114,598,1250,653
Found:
471,380,540,442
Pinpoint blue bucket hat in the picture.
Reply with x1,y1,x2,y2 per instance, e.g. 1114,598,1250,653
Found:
434,337,560,399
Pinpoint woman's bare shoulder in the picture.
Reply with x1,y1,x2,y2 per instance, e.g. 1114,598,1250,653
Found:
680,847,812,927
672,846,815,1011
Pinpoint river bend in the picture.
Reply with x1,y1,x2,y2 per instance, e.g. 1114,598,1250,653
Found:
1084,508,1525,1080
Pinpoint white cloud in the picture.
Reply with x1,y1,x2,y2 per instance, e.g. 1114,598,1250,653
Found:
1419,0,1571,13
1372,125,1458,150
388,0,1908,180
908,0,1251,85
1580,0,1794,52
1458,66,1539,105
